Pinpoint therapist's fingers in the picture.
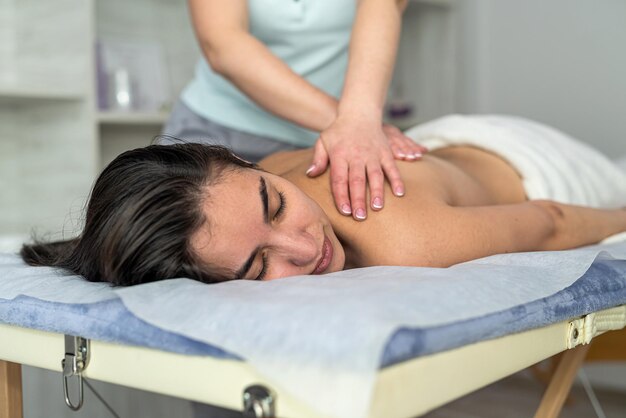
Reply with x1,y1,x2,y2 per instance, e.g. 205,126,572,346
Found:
329,156,352,216
388,133,417,160
404,137,429,156
306,139,330,177
349,151,398,219
347,161,368,220
366,162,386,212
383,124,428,160
394,136,427,160
381,154,405,198
390,141,417,161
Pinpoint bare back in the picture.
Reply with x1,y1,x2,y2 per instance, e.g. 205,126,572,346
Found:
259,146,532,268
261,146,526,205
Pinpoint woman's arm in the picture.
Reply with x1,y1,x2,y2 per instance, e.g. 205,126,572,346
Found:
363,200,626,268
188,0,338,132
531,201,626,251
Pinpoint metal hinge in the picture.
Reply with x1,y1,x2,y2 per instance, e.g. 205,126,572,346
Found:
61,335,90,410
567,305,626,349
243,385,276,418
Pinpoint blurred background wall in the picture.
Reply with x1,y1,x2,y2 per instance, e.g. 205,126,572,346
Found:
455,0,626,157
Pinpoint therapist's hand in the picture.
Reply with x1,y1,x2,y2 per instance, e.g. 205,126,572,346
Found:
306,116,425,220
382,123,428,161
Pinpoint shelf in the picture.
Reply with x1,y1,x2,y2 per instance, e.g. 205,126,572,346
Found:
97,111,169,126
0,83,84,102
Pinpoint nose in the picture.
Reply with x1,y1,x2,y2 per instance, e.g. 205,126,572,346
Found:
271,228,318,267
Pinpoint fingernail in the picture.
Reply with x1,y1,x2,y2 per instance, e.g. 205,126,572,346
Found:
413,152,423,158
397,152,406,158
341,204,352,215
355,208,366,220
372,197,383,209
394,187,405,197
306,164,316,175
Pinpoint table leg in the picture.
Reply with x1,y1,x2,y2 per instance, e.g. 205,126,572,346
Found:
0,360,23,418
533,344,590,418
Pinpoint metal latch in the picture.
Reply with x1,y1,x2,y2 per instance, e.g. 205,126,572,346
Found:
243,385,276,418
61,335,90,410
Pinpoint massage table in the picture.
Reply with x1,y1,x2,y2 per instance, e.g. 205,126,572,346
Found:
1,242,626,418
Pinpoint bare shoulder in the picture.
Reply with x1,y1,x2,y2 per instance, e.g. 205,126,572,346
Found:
258,148,313,175
341,193,449,268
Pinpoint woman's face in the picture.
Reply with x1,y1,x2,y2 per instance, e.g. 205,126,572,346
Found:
191,168,345,281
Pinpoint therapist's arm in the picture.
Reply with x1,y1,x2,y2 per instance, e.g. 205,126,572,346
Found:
306,0,420,220
188,0,424,217
188,0,338,132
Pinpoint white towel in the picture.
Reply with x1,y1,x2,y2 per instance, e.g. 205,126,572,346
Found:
405,115,626,208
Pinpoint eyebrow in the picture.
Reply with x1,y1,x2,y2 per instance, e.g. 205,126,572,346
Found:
234,176,269,280
259,176,269,223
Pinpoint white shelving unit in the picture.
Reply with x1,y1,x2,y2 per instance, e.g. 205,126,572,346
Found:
0,0,95,241
0,84,84,102
0,0,199,239
97,111,169,126
95,0,199,168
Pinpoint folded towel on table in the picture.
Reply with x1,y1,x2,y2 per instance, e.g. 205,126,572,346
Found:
405,115,626,208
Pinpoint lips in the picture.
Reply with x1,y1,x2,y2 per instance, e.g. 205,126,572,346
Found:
312,235,333,275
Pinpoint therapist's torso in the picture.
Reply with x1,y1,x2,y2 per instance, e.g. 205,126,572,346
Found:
182,0,356,146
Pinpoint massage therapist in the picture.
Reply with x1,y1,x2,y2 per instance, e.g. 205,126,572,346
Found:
162,0,427,221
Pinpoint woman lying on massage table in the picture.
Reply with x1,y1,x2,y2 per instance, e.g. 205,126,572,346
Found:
20,116,626,284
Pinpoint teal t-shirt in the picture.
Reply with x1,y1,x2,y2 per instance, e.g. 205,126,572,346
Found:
181,0,356,147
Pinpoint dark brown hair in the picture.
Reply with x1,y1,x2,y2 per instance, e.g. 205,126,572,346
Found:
20,143,254,286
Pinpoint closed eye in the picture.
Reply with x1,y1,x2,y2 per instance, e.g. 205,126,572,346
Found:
255,253,268,281
255,191,285,280
274,191,286,221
